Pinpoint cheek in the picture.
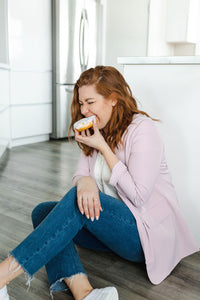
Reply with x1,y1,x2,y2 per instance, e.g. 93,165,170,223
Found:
106,105,113,116
103,107,113,121
94,103,112,121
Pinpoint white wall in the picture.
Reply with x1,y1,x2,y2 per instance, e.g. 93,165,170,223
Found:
148,0,200,56
147,0,174,56
2,0,52,148
104,0,200,66
122,62,200,245
0,66,10,158
103,0,149,71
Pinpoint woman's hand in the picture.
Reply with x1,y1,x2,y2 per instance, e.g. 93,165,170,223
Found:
74,119,107,152
76,176,103,221
75,118,119,171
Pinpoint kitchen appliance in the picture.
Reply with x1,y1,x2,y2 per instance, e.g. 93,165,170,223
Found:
51,0,102,138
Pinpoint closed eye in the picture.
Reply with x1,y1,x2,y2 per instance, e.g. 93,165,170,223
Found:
79,102,94,105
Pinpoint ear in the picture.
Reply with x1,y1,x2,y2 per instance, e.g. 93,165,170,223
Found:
109,92,117,107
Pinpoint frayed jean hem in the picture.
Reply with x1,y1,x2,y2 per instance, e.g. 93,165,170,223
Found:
49,272,87,299
8,253,34,291
8,253,87,299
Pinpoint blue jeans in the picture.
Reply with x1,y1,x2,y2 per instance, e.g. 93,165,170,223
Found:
10,186,144,293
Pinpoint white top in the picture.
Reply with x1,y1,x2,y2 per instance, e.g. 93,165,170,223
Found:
94,152,121,200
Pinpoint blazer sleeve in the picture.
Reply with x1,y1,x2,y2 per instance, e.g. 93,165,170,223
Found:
72,151,90,185
109,119,163,208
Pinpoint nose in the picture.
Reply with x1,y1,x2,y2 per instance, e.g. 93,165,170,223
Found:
80,103,89,116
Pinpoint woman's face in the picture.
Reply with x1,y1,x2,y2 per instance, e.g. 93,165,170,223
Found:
78,85,117,130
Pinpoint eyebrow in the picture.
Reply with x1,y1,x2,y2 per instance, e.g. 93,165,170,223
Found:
78,98,94,103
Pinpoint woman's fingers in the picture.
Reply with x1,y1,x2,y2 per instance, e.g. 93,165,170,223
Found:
86,128,91,136
74,129,81,137
77,195,84,215
94,198,101,220
76,178,102,221
88,200,95,221
82,197,90,219
81,130,86,137
92,118,98,133
78,194,102,221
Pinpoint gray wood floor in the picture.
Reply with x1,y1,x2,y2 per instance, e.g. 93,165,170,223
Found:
0,140,199,300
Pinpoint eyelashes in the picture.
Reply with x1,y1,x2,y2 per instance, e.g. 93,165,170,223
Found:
79,102,94,106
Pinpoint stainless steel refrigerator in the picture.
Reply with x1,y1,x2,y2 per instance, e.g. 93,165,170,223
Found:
51,0,102,139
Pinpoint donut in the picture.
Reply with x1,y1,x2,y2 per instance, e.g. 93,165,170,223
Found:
73,115,96,132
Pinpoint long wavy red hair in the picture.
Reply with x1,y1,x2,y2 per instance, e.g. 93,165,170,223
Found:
68,65,159,156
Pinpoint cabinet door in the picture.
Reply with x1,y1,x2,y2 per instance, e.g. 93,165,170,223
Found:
0,0,9,64
166,0,200,43
9,0,51,70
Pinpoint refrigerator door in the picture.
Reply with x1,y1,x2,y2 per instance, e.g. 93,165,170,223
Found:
53,0,99,84
54,0,83,84
84,0,98,70
52,84,74,138
51,0,101,138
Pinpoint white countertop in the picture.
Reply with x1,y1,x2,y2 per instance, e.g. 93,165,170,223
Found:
118,56,200,65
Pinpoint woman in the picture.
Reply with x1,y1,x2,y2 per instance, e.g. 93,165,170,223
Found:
0,66,199,300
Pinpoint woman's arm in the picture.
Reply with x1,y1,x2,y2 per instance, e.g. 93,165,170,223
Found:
109,119,163,208
99,142,119,171
74,118,163,209
72,151,90,185
74,120,119,171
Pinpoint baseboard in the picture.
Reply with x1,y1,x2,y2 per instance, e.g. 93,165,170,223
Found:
0,143,8,164
9,134,50,148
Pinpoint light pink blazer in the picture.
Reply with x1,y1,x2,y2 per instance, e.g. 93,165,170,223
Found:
72,113,199,285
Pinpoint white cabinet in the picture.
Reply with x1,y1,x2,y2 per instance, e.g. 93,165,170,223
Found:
119,57,200,245
11,104,52,140
6,0,52,147
166,0,200,43
10,71,52,105
0,0,9,64
0,67,10,160
8,0,52,70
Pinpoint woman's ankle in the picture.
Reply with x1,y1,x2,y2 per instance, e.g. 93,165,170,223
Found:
0,256,24,289
79,287,93,300
0,281,7,290
0,264,8,290
64,273,93,300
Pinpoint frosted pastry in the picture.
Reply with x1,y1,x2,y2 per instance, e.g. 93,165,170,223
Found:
73,115,96,132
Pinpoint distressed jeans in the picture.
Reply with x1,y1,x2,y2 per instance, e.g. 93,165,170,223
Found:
10,186,144,294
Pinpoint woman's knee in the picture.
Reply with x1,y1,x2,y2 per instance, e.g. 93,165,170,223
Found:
31,202,57,228
65,186,77,201
31,187,77,228
59,186,78,208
